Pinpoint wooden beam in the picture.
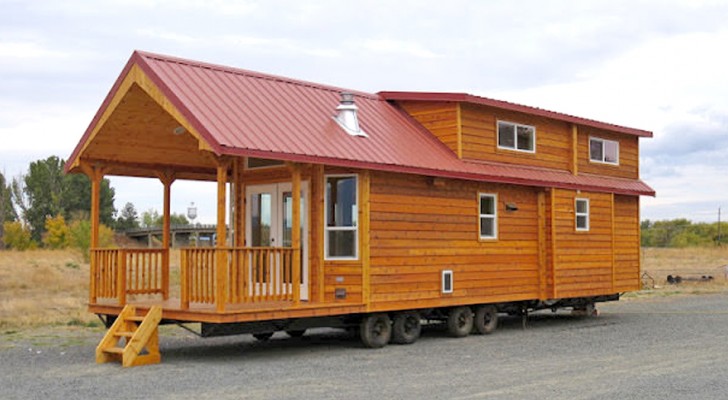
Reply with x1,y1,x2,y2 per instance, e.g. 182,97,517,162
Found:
291,163,302,305
360,170,371,308
312,164,325,303
611,193,616,292
157,170,176,300
571,124,579,176
537,191,546,300
233,158,245,247
550,188,558,299
215,158,230,312
455,103,463,159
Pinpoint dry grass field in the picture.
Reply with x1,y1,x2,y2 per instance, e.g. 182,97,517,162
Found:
1,246,727,331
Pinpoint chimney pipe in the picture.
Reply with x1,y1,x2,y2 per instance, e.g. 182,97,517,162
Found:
334,92,367,137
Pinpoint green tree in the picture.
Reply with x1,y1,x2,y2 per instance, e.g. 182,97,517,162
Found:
12,156,116,243
61,173,116,226
115,202,140,231
69,218,115,261
141,208,189,227
0,172,18,249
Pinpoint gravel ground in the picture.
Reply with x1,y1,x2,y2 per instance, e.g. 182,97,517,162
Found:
3,294,728,400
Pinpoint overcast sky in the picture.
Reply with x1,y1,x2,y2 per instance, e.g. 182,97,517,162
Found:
2,0,727,223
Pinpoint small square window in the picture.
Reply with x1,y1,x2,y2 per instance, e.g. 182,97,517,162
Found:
575,198,590,231
498,121,535,153
589,137,619,165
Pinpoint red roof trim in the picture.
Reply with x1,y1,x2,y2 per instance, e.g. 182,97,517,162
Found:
220,146,655,196
65,54,141,173
378,91,653,138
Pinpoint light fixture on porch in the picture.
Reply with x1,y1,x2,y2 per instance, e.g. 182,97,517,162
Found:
334,92,368,137
172,125,186,135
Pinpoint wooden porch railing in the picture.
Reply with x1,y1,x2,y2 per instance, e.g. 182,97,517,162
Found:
180,247,297,310
89,248,169,304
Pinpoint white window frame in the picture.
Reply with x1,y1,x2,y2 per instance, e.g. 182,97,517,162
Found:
575,198,590,232
479,193,498,240
441,270,453,294
589,137,620,165
497,120,536,153
324,174,359,260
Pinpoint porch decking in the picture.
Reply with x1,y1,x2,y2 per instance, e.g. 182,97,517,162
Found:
88,247,362,324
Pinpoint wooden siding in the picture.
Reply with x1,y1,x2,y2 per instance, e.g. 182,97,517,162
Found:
578,127,639,179
368,171,542,312
397,101,460,156
460,103,572,171
614,195,641,291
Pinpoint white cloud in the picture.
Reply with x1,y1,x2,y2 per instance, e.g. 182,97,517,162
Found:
362,39,441,59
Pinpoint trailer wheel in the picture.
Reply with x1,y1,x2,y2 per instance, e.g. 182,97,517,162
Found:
253,332,274,341
360,314,392,348
391,311,421,344
572,302,596,317
473,305,498,335
447,307,473,337
286,329,306,338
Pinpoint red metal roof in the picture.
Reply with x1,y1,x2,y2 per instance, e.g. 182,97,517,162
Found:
378,91,653,138
67,51,654,196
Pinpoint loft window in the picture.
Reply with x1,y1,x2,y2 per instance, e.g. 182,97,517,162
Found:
575,198,590,231
479,193,498,239
589,137,619,165
497,121,535,153
325,174,358,259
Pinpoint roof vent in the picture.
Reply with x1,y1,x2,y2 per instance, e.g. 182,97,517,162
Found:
334,92,367,137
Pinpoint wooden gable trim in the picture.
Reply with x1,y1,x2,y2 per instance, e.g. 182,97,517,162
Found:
67,62,214,172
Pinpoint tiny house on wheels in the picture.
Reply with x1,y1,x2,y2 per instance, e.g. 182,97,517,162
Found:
66,51,654,367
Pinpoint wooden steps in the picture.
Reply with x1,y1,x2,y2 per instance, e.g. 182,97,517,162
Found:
96,305,162,367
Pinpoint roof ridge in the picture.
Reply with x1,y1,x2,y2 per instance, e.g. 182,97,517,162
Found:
135,50,381,100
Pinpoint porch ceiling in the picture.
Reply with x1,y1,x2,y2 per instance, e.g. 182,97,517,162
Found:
77,83,219,181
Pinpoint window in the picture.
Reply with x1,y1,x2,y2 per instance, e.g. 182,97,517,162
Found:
325,174,358,259
442,270,453,294
479,193,498,239
589,137,619,165
497,121,535,152
575,198,590,231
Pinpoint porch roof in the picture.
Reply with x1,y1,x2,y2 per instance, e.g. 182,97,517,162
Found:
66,51,654,196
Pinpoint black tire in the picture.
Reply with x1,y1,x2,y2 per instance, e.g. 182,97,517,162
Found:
391,311,421,344
253,332,274,341
360,313,392,348
572,302,596,317
286,329,306,338
447,306,473,338
473,305,498,335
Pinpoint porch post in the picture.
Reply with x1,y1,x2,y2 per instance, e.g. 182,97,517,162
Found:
85,164,103,305
291,163,301,304
233,158,245,248
215,158,230,312
158,171,176,300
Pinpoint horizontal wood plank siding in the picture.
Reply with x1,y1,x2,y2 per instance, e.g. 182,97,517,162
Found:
368,171,541,312
460,103,571,171
552,189,615,298
397,101,460,155
578,127,639,179
614,195,641,291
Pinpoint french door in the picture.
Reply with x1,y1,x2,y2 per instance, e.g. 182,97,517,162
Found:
245,182,309,300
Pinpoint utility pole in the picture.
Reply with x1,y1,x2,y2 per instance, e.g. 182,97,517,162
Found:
718,207,722,246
